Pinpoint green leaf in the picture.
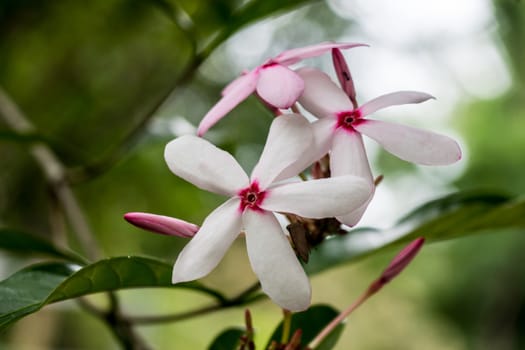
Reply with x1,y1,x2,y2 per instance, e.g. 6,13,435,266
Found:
306,190,525,275
265,304,343,349
0,229,86,264
208,327,245,350
232,0,321,29
0,256,226,331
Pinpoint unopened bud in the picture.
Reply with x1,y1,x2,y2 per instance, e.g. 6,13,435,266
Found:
124,212,198,238
332,48,357,108
369,237,425,293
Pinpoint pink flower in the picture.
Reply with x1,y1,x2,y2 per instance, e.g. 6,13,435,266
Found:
197,42,367,136
166,114,372,311
295,67,461,226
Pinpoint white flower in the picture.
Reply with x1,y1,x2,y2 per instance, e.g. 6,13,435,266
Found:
165,114,372,311
295,67,462,226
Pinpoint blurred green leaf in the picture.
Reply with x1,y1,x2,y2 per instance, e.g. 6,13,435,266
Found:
231,0,321,30
208,327,245,350
0,228,85,264
265,304,343,349
306,190,525,275
0,256,226,331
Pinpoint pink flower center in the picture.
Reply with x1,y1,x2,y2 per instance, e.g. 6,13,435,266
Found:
336,109,362,131
238,181,267,212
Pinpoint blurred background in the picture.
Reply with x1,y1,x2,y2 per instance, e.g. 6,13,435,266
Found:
1,0,524,348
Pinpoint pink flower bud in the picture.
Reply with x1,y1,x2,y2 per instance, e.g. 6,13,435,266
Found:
124,212,198,238
368,237,425,293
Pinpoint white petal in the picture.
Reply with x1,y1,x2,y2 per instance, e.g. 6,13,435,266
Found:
275,42,368,66
243,210,310,311
261,175,373,218
275,117,336,182
336,198,372,227
256,65,304,108
355,120,462,165
359,91,434,117
330,130,374,226
197,70,258,136
297,67,353,118
251,114,313,189
165,135,249,196
172,198,242,283
330,129,373,180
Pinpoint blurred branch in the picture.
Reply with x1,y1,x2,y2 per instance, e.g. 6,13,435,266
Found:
78,293,152,350
0,86,100,261
129,281,262,325
67,0,285,183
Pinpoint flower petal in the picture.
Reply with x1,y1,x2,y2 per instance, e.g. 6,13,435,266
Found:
251,114,313,189
275,117,336,181
256,65,304,108
172,198,242,283
359,91,434,117
243,210,310,311
330,129,373,180
297,67,353,118
197,69,259,136
262,175,373,218
221,69,251,96
275,42,368,66
165,135,249,196
355,119,462,165
335,200,371,227
330,130,374,226
124,212,198,238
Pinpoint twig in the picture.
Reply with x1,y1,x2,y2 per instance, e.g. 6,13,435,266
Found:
129,281,262,325
0,86,100,261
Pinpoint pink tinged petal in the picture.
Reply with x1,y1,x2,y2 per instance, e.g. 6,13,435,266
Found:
221,69,252,96
243,210,311,311
332,48,357,104
297,67,353,118
275,117,336,182
251,114,313,189
197,70,259,136
275,42,368,66
358,91,434,117
124,212,198,238
355,119,462,165
261,175,373,219
255,65,304,108
164,135,249,196
330,130,374,226
172,198,242,283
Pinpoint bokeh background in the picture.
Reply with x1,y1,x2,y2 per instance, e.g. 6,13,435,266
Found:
1,0,524,348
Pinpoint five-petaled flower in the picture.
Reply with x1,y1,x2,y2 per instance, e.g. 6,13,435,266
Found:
294,67,462,226
166,114,373,311
197,41,367,136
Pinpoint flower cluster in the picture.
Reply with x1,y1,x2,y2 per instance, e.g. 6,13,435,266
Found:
125,42,461,311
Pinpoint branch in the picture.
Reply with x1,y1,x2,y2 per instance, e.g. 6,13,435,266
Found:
129,281,262,325
0,86,100,261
